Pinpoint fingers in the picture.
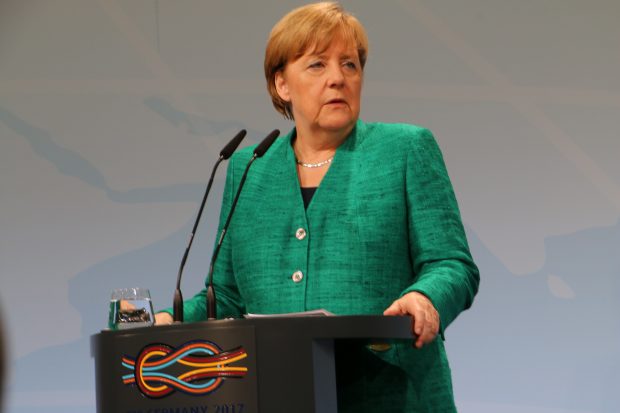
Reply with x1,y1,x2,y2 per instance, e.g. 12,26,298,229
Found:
383,300,405,316
413,305,439,348
154,312,173,326
411,304,426,348
384,292,439,348
119,299,137,311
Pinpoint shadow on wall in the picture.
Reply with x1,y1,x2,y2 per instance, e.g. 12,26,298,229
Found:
449,218,620,412
0,103,263,205
10,216,209,410
1,100,255,412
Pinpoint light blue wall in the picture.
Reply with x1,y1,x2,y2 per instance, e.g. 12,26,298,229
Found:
1,1,618,412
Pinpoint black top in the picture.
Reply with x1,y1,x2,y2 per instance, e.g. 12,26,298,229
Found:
300,187,317,209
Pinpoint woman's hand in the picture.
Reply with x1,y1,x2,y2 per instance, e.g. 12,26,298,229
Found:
154,312,173,325
383,292,440,348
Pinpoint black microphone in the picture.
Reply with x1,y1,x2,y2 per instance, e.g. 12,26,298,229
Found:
206,129,280,320
172,129,247,323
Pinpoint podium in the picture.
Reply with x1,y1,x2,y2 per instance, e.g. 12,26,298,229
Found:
91,315,411,413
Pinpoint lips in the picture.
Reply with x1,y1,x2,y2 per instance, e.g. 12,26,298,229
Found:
326,98,347,105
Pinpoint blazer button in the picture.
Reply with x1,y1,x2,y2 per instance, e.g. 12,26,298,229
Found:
295,228,307,240
291,270,304,283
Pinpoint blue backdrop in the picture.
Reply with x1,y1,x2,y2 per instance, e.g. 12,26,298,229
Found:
1,1,619,412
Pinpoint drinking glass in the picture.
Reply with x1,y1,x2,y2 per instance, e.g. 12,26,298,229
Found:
108,287,155,330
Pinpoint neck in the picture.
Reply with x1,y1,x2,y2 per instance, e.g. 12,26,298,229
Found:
293,124,353,162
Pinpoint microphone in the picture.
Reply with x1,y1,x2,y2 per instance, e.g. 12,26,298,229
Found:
172,129,247,323
206,129,280,320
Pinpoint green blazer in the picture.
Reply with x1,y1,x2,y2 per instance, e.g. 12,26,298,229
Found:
175,120,479,412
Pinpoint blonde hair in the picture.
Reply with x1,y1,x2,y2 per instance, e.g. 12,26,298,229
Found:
264,2,368,119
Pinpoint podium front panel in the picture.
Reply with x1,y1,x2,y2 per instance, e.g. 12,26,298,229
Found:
93,324,258,413
92,316,412,413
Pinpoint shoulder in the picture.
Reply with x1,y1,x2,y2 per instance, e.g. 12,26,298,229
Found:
230,143,255,164
229,132,290,165
225,131,292,185
357,120,439,154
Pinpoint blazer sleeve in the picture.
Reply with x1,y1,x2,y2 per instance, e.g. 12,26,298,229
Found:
400,128,480,333
209,154,246,319
160,154,246,322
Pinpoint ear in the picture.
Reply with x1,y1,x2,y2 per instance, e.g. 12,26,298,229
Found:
274,71,290,102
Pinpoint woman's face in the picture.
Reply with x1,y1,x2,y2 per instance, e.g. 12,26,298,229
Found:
275,37,362,139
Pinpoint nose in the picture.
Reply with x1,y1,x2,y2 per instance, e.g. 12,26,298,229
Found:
326,63,345,88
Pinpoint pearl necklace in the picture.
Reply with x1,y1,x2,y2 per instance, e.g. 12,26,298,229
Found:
296,156,334,168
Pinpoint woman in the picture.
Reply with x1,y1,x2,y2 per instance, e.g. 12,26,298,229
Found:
157,2,479,411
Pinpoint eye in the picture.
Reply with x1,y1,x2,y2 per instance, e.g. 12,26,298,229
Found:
308,61,324,69
343,61,358,71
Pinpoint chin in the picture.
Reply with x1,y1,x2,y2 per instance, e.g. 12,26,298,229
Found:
320,115,357,133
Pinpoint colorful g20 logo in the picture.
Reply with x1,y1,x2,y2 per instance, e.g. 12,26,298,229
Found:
122,340,248,398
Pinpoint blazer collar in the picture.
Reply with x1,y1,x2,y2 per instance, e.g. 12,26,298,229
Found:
283,119,366,162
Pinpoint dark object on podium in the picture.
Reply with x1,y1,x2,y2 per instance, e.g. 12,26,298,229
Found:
91,315,411,413
116,308,151,324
